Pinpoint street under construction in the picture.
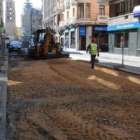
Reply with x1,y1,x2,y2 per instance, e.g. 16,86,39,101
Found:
7,57,140,140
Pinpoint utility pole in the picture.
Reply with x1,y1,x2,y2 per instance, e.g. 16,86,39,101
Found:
121,33,125,67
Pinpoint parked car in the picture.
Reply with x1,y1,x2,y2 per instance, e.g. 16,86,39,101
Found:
9,41,22,52
28,40,35,58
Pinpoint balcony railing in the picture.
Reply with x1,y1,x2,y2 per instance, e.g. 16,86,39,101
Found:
59,21,65,27
96,0,110,4
59,17,94,27
96,15,108,24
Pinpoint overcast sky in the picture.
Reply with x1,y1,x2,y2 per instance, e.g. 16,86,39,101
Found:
15,0,42,27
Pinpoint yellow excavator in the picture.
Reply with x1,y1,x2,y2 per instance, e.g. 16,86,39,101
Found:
28,28,69,59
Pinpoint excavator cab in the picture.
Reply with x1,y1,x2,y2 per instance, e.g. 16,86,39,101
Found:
29,28,68,59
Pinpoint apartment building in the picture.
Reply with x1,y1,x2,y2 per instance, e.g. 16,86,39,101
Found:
42,0,109,51
0,0,3,28
0,0,4,47
21,0,33,41
31,8,42,34
15,27,22,41
5,0,16,41
97,0,140,56
42,0,57,28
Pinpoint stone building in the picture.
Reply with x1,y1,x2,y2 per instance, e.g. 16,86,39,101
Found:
42,0,109,51
5,0,16,41
97,0,140,56
21,0,33,41
22,0,42,41
0,0,4,47
31,8,42,33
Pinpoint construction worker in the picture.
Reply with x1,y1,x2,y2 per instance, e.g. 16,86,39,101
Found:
87,38,99,69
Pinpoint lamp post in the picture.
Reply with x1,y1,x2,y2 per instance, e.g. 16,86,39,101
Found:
31,9,33,37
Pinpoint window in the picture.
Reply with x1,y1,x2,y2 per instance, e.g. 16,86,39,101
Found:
77,3,84,18
125,1,128,12
115,32,129,48
86,3,91,18
71,31,75,48
73,8,75,17
113,0,134,17
130,0,134,11
99,5,105,15
121,2,125,14
116,2,125,16
67,11,69,19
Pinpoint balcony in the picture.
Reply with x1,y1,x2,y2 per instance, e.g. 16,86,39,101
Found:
59,21,65,27
108,13,139,26
96,0,110,4
62,17,94,26
53,5,61,14
96,15,108,24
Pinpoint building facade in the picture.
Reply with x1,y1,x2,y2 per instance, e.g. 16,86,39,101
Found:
0,0,4,47
22,0,42,41
5,0,16,41
15,27,22,41
0,0,3,29
42,0,57,28
97,0,140,56
42,0,109,51
31,8,42,33
21,0,33,41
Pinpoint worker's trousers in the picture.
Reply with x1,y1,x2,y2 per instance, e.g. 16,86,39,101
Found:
91,55,96,69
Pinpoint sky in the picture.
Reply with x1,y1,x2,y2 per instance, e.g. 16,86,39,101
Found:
15,0,42,27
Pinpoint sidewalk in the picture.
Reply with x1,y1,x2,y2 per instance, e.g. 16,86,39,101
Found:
65,49,140,75
0,50,8,140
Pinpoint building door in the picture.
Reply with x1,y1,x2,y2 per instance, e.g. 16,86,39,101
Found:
79,26,86,50
129,31,138,56
80,36,86,50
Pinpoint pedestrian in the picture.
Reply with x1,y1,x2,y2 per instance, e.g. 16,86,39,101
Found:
86,38,99,69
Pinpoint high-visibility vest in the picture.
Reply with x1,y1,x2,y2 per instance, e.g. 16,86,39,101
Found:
90,43,98,55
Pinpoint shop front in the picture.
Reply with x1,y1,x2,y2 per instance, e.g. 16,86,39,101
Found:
92,25,108,52
79,26,86,50
70,28,76,49
64,29,69,49
108,21,140,56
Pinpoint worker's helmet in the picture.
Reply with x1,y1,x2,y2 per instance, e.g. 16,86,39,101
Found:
92,38,97,43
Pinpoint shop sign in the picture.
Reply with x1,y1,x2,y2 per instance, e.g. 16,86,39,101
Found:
94,26,107,31
133,6,140,18
79,26,86,36
108,21,140,31
70,28,75,32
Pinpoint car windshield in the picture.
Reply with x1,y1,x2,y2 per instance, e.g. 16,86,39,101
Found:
30,39,35,46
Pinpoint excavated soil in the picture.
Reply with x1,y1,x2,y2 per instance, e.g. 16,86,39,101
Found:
7,58,140,140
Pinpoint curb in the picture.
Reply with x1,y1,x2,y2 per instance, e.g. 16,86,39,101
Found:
0,56,8,140
69,56,140,75
96,63,140,75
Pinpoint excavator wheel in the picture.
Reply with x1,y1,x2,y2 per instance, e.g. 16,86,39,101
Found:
34,52,40,60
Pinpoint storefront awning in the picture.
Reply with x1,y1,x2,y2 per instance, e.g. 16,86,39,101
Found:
107,21,140,31
94,26,107,31
133,6,140,18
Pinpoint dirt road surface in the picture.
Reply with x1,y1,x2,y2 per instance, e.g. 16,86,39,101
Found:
7,58,140,140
